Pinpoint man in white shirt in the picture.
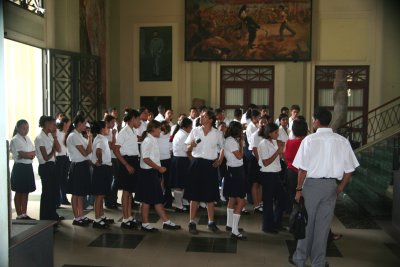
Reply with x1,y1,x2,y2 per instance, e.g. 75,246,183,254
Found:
288,104,300,130
290,107,359,267
154,105,166,122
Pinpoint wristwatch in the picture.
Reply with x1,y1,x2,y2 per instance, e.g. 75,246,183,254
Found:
296,187,302,192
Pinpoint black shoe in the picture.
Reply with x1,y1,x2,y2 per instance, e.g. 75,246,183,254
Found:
93,221,110,229
82,217,93,224
57,216,65,221
288,255,295,265
72,219,89,227
174,207,188,213
241,209,250,215
254,206,263,214
141,225,159,233
189,222,198,235
163,223,181,230
101,217,115,224
231,233,247,240
61,200,71,205
207,222,220,233
121,220,138,230
19,215,36,220
225,226,244,232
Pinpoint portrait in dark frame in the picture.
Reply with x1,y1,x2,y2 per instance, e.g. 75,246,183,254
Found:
140,26,172,81
185,0,312,62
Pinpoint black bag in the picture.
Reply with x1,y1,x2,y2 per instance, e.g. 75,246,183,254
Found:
289,196,308,240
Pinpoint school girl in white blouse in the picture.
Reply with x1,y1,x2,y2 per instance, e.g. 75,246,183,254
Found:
136,120,181,232
248,115,268,213
224,121,247,240
55,117,71,206
185,110,224,235
35,115,61,221
114,109,141,229
91,120,114,229
158,120,173,207
104,114,119,209
170,117,193,212
66,114,93,226
10,119,36,220
258,122,285,234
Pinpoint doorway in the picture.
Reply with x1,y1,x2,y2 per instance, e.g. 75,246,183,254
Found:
4,39,44,141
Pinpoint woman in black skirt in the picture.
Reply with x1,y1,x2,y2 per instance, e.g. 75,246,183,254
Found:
170,117,192,212
158,120,173,208
10,119,36,220
91,120,114,229
35,115,61,221
66,114,93,226
55,117,71,206
258,122,285,234
114,109,141,229
224,121,247,240
185,110,224,235
136,120,181,232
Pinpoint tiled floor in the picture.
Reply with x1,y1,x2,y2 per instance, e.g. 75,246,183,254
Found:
10,175,400,267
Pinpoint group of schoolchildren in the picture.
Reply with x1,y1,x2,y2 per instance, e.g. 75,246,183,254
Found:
9,103,309,240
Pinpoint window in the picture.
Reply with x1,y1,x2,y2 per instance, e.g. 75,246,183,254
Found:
220,66,274,119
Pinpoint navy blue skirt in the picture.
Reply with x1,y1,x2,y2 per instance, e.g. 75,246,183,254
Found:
225,166,246,198
170,156,190,189
118,155,139,193
92,165,112,195
184,157,220,202
11,163,36,193
67,161,92,196
135,168,164,205
248,154,261,184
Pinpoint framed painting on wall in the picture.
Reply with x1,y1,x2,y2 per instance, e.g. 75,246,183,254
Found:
185,0,312,62
140,26,172,81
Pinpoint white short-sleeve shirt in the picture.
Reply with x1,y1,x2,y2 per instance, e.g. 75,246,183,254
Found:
92,134,112,166
136,120,148,138
185,126,224,160
278,126,290,143
154,113,165,122
35,131,56,164
56,129,68,156
293,128,359,180
67,130,89,163
224,137,243,167
140,134,161,169
258,139,281,173
158,132,172,160
10,133,35,164
116,125,139,156
249,129,262,152
106,129,117,159
172,129,189,157
245,121,258,150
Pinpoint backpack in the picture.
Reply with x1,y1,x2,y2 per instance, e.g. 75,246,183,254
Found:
289,196,308,240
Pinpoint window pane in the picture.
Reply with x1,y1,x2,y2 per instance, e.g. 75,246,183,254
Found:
348,89,363,107
251,88,269,106
225,88,243,105
318,89,334,106
347,111,363,121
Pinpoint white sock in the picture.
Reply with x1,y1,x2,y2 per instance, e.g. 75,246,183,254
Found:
232,213,241,235
226,208,234,227
122,218,129,223
174,190,183,209
95,218,102,223
163,220,176,226
142,223,152,229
